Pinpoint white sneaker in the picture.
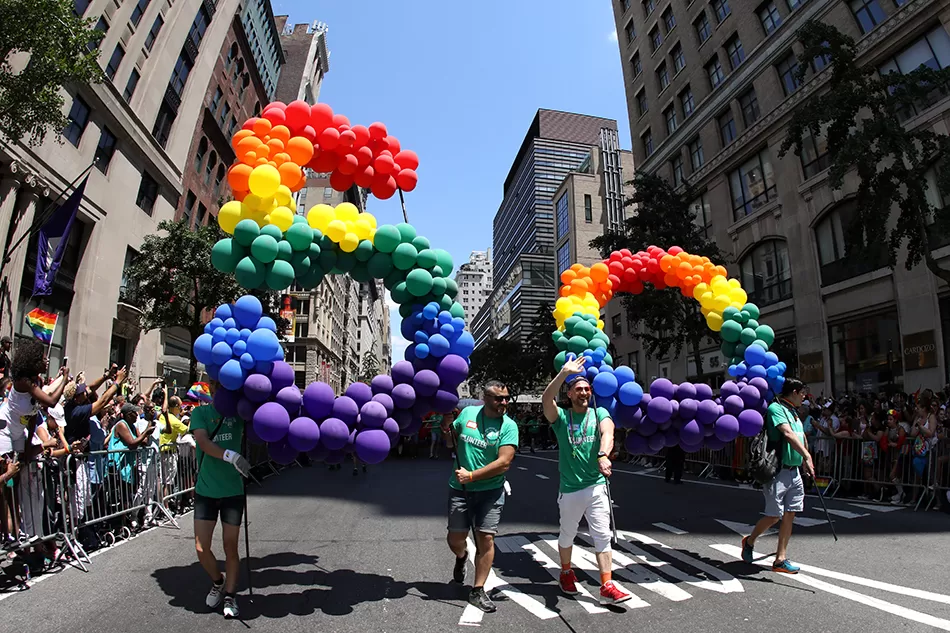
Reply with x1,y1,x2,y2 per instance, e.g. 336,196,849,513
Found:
206,578,225,609
223,595,239,619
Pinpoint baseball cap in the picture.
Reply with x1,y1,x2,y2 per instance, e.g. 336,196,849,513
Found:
120,403,140,416
566,375,591,387
1,336,11,344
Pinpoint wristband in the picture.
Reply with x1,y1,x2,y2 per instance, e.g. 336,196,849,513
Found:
223,449,237,464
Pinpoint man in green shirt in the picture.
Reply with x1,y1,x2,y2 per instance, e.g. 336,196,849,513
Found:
542,356,633,606
441,380,518,614
190,383,251,620
742,377,815,574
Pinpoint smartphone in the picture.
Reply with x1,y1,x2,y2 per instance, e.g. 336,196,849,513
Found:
63,357,68,366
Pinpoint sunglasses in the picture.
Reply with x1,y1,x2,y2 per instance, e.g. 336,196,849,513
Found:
490,395,511,403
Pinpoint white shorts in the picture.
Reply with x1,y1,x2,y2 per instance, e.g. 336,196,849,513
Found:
558,484,612,552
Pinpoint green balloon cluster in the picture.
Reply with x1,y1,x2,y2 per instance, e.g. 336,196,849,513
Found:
378,223,459,317
717,302,774,365
552,312,612,371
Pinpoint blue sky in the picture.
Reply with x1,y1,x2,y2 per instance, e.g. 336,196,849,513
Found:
271,0,632,361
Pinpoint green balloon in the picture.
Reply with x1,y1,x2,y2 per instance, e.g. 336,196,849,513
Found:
250,235,279,263
266,259,295,290
431,265,444,278
416,249,438,269
449,302,465,319
383,268,406,290
391,281,412,305
739,327,757,345
554,350,567,371
311,228,323,242
564,316,582,332
755,324,775,347
233,220,260,247
318,248,337,272
431,277,447,297
298,268,324,290
555,335,569,351
211,238,245,273
574,320,596,341
374,225,401,253
735,342,748,358
742,303,760,320
350,262,371,282
292,214,307,224
737,310,751,325
396,222,417,243
750,339,769,351
444,278,458,299
334,251,356,273
276,239,293,261
731,356,743,366
235,256,266,288
285,222,314,251
260,224,283,240
290,252,311,277
721,340,738,357
411,235,431,251
308,242,321,260
354,239,375,262
746,318,760,330
603,353,614,367
720,320,742,343
722,306,740,322
406,269,434,296
439,294,454,312
367,252,394,279
589,338,607,351
392,243,418,270
567,335,588,354
592,329,610,343
433,249,454,276
399,303,414,318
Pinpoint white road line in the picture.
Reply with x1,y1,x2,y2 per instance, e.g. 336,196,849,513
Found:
517,466,528,471
715,519,776,538
615,530,743,594
712,543,950,605
539,535,650,610
824,508,870,519
791,516,829,527
576,533,692,602
652,522,688,535
712,544,950,630
495,535,608,615
535,474,550,480
848,502,904,513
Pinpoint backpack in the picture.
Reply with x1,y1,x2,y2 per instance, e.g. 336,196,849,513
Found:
748,404,785,485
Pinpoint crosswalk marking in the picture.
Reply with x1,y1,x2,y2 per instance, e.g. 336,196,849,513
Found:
652,522,688,535
517,466,528,470
824,508,870,519
576,534,692,602
757,512,830,528
535,474,550,480
848,502,904,513
716,519,776,538
615,530,743,594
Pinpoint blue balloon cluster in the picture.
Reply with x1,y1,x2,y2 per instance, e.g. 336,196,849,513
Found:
401,301,475,361
727,346,788,395
562,352,643,416
193,295,285,391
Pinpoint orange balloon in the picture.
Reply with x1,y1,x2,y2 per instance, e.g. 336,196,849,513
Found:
236,136,259,158
590,262,609,283
273,152,291,166
252,118,272,136
268,125,291,145
716,265,728,277
278,162,302,188
227,163,253,192
570,263,584,272
290,178,305,193
255,157,269,166
231,129,254,151
286,136,315,165
677,261,692,278
234,190,248,202
664,273,679,287
659,254,675,272
266,138,285,157
560,269,577,285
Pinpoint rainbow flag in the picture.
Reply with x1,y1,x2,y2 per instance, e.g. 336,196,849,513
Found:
26,308,57,343
186,382,213,404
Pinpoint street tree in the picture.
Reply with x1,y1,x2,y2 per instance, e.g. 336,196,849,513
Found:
780,20,950,284
524,301,559,382
358,351,380,383
0,0,105,144
468,338,540,400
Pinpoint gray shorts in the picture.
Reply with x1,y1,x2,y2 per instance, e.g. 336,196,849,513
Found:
447,486,505,534
764,467,805,518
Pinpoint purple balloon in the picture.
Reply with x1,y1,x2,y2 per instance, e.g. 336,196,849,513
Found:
371,374,394,395
360,401,388,428
680,420,703,445
412,396,434,418
392,361,415,385
246,420,264,445
749,377,770,395
325,449,346,464
436,354,469,389
670,399,679,417
413,369,440,397
715,414,740,442
694,383,714,401
391,383,417,409
739,385,762,409
650,378,675,400
647,433,665,453
647,396,673,424
696,399,720,425
704,423,717,437
639,393,652,410
302,381,335,420
658,419,672,431
392,409,413,430
355,429,391,464
625,432,649,454
614,403,638,428
372,393,394,416
346,382,373,409
724,395,745,417
332,396,360,426
670,416,685,431
236,397,258,422
705,436,727,450
344,429,357,454
432,389,459,414
268,438,299,465
276,386,302,416
213,388,240,417
253,402,290,443
737,409,765,436
269,361,295,395
243,373,273,403
308,443,329,462
412,355,439,372
288,416,320,452
382,417,400,441
675,382,697,401
319,417,350,450
681,441,703,453
401,417,424,436
663,428,680,447
678,398,698,421
637,417,658,437
720,381,741,399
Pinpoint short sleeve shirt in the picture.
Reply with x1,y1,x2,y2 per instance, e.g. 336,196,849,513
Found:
159,413,189,452
190,404,245,499
552,407,610,493
65,403,94,443
448,406,519,492
767,401,805,467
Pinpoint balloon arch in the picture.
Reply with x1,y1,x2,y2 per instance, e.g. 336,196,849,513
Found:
191,99,788,465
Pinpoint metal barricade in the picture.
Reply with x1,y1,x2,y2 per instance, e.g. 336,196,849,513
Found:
809,436,839,496
159,441,197,515
927,438,950,511
830,437,940,510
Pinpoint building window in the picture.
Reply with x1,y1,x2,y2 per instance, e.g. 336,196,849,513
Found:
196,203,207,226
611,314,623,337
226,43,238,68
671,42,686,73
556,193,570,239
815,203,888,285
776,52,802,95
691,193,712,236
93,126,117,173
227,117,238,136
218,102,231,127
62,96,90,147
637,89,649,116
729,149,777,219
878,26,950,120
136,172,159,215
188,5,212,50
210,87,222,115
557,242,572,276
152,102,176,147
740,240,792,307
689,137,705,170
214,164,226,197
625,20,636,43
205,150,217,185
194,137,208,172
643,129,654,156
74,0,91,15
650,26,662,52
707,55,725,90
88,17,108,53
718,109,737,145
622,0,631,10
584,194,593,223
695,12,712,43
643,0,656,16
123,69,140,101
662,6,677,32
799,129,831,179
725,35,745,69
170,53,193,97
787,0,805,9
680,86,695,117
759,1,782,35
182,190,196,226
105,44,124,80
713,0,731,22
664,105,678,135
657,62,670,90
672,155,685,187
738,89,760,127
829,312,902,394
295,321,309,338
145,15,163,51
631,52,642,77
813,48,832,72
850,0,886,34
130,0,150,27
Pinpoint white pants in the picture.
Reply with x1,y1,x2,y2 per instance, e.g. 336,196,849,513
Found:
133,459,158,521
18,462,46,539
558,484,612,552
70,462,89,522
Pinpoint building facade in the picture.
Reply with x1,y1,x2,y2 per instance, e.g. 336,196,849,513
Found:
611,0,950,394
0,0,246,390
274,17,330,105
240,0,284,101
455,249,492,323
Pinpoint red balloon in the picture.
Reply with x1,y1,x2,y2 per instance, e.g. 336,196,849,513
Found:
332,114,350,129
395,168,418,192
374,153,395,175
319,127,341,151
608,261,625,277
630,280,645,294
263,108,287,126
394,150,419,171
300,125,317,143
384,136,401,156
354,165,375,188
668,246,684,256
350,125,370,147
372,176,397,200
337,153,359,175
620,248,632,257
242,117,259,131
608,274,621,289
262,101,287,113
284,100,311,134
355,146,373,168
309,150,339,172
339,129,357,149
310,103,333,133
368,122,388,140
329,170,354,192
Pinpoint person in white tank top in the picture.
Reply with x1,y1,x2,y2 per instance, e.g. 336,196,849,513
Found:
0,340,67,456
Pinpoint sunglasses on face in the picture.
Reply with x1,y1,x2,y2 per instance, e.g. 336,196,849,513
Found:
490,395,511,403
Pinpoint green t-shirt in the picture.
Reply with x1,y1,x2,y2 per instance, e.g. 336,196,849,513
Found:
448,405,519,492
190,404,245,499
552,407,610,493
767,401,805,467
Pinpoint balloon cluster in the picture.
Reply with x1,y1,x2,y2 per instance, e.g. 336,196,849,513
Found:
307,203,376,252
552,313,613,371
192,296,284,391
402,302,475,361
554,263,613,328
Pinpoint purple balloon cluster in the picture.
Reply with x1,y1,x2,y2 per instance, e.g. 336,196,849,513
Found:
615,377,769,455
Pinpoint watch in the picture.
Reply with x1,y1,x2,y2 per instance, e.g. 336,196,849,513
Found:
597,451,608,459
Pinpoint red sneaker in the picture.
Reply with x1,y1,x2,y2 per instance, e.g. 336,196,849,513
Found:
599,580,633,605
558,569,580,595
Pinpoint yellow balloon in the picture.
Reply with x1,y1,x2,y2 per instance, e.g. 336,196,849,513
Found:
340,232,359,252
287,196,297,213
700,291,714,307
270,206,294,232
364,212,378,229
727,277,742,289
217,200,243,234
353,218,373,241
596,319,605,330
243,193,265,211
257,196,277,214
247,208,268,227
706,312,724,332
701,305,710,316
248,165,281,198
729,287,748,305
326,219,347,242
307,204,334,232
692,282,709,301
712,294,731,313
335,202,360,224
274,185,292,208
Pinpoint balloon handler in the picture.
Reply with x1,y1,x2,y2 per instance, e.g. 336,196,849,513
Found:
191,381,252,620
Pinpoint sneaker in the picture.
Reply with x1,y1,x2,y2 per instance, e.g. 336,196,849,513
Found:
453,552,467,583
223,595,239,619
558,569,580,595
599,580,633,605
741,536,754,563
468,587,496,613
772,559,800,574
206,577,225,609
353,468,359,476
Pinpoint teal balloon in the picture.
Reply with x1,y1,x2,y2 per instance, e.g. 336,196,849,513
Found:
449,302,465,319
564,316,581,332
392,243,418,270
555,336,569,351
431,265,444,278
266,259,295,290
416,249,438,269
285,222,313,251
589,338,607,351
439,294,454,312
554,350,567,371
367,251,394,279
373,225,401,253
739,327,757,345
383,268,406,290
211,238,245,273
290,252,311,277
431,276,447,297
292,214,307,225
574,320,596,341
721,340,738,356
592,329,609,343
235,256,266,288
391,281,412,305
746,318,760,330
250,235,279,263
411,235,431,251
354,239,375,262
603,353,614,367
721,320,742,343
350,262,371,282
755,324,775,347
750,339,769,351
742,303,761,320
276,239,293,261
433,249,453,276
319,234,334,250
735,342,748,358
233,220,260,247
567,335,588,354
723,306,740,322
398,303,414,318
406,269,434,296
737,310,751,325
396,222,417,243
260,224,283,240
308,242,321,260
298,268,324,289
444,278,458,298
318,247,337,271
311,228,323,242
333,251,356,273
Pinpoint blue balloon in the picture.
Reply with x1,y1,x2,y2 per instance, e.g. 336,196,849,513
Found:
598,363,614,373
247,328,280,361
440,323,455,338
211,341,233,366
423,304,439,320
204,322,213,335
240,328,252,341
450,331,474,358
565,352,577,362
596,395,617,415
744,345,767,367
214,304,232,321
592,348,606,363
586,366,600,379
438,311,452,325
763,352,779,368
767,365,780,378
212,327,227,344
777,362,787,373
219,359,246,391
773,376,785,392
255,360,274,374
614,366,635,386
735,363,748,376
207,364,220,380
618,381,643,406
256,316,278,333
209,317,225,331
225,328,240,346
223,318,237,330
233,295,263,329
400,318,416,341
592,372,619,398
428,334,450,358
232,340,247,356
240,352,256,370
415,343,430,359
747,365,767,380
451,317,466,332
272,346,285,361
414,330,429,345
728,364,739,377
193,334,214,365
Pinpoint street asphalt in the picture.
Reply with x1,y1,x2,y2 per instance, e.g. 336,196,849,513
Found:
2,449,949,632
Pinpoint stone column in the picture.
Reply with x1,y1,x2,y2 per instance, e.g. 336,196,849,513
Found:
1,176,49,339
0,162,25,258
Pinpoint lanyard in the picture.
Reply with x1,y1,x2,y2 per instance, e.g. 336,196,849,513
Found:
567,409,592,460
475,410,499,447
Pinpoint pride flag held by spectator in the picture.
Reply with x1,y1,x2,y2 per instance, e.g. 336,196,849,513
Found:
185,382,212,404
26,308,58,343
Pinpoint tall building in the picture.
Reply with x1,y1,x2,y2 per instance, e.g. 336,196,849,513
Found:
477,109,619,348
455,250,492,323
274,17,330,105
240,0,284,101
0,0,247,389
611,0,950,393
